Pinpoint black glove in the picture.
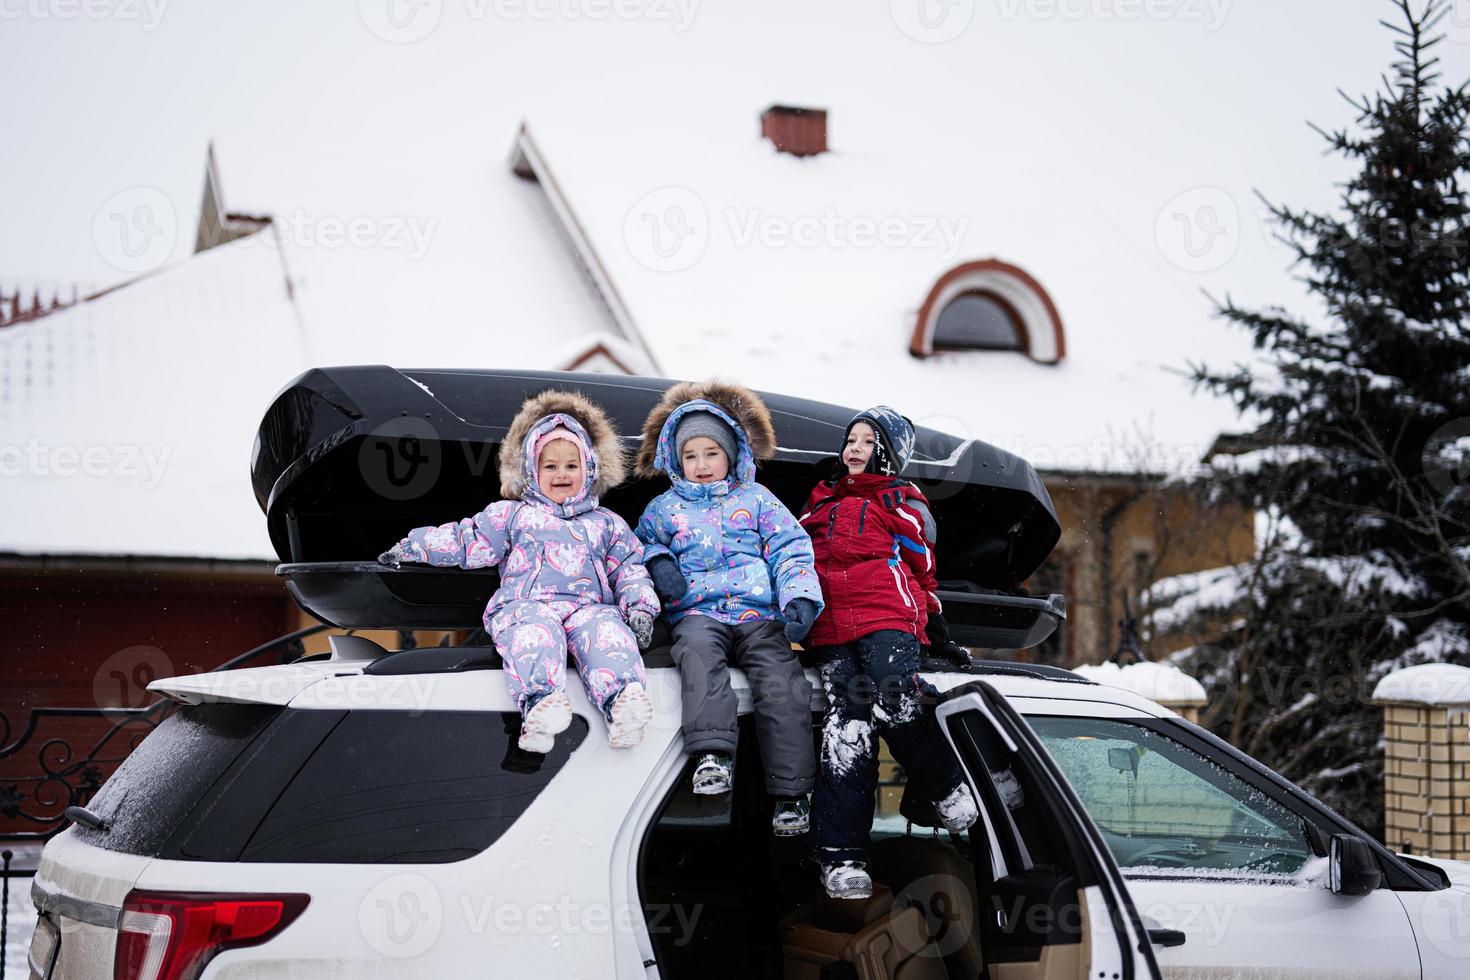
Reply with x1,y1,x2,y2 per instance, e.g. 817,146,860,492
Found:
924,612,971,667
783,598,820,643
646,555,689,603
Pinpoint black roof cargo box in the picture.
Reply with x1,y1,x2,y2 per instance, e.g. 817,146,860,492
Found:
253,366,1064,648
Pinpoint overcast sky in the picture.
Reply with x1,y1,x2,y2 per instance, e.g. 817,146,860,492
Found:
4,0,1468,298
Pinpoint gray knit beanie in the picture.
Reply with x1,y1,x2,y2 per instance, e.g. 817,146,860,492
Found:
674,411,739,468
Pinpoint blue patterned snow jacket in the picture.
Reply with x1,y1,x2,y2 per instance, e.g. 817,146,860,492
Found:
634,395,823,627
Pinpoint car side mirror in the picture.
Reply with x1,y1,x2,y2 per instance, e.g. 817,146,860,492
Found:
1108,747,1138,777
1329,833,1382,896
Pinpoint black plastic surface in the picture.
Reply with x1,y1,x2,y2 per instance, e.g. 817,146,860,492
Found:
253,366,1062,589
280,559,1063,650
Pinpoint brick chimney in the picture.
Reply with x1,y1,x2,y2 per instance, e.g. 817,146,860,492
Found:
761,105,828,157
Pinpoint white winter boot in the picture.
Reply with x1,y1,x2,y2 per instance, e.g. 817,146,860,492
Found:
936,782,980,833
606,682,654,749
821,861,874,900
518,690,573,753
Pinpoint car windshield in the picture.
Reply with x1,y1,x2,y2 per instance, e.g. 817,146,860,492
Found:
1027,715,1316,880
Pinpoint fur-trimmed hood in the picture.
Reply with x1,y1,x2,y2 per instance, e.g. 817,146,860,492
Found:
499,389,627,508
635,380,776,489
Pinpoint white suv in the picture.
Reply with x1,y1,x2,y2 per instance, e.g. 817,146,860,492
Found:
28,644,1469,980
28,366,1470,979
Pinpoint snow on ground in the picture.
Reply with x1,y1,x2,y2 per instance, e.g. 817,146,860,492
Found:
1073,660,1207,706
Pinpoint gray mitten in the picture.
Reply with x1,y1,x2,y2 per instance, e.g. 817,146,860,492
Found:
628,611,655,650
378,543,407,567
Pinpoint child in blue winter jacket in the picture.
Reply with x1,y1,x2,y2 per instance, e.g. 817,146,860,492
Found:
379,390,660,754
634,381,823,836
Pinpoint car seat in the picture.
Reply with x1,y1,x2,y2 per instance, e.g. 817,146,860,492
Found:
869,835,984,980
778,884,946,980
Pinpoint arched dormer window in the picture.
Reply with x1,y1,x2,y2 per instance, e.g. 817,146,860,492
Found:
910,259,1066,364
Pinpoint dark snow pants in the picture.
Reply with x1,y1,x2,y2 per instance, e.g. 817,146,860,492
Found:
670,615,815,796
811,629,965,865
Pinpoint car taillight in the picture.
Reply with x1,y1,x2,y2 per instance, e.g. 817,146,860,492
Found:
114,891,309,980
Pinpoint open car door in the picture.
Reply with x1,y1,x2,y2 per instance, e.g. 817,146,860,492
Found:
936,680,1162,980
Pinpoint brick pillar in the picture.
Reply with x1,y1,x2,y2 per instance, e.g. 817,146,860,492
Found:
1371,664,1470,859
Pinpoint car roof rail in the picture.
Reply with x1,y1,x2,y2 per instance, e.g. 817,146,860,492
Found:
922,656,1096,684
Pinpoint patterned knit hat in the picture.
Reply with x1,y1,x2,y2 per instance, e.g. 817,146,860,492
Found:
846,406,916,476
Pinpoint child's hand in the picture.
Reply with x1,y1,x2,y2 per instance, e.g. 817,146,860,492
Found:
645,555,690,603
782,598,819,643
378,543,407,567
628,611,656,650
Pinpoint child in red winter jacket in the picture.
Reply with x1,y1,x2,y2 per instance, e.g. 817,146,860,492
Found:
799,406,979,899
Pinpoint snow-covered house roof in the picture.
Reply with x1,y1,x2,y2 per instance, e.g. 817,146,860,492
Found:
528,111,1252,476
3,104,1252,562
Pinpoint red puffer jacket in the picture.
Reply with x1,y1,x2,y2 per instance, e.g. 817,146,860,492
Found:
799,473,941,646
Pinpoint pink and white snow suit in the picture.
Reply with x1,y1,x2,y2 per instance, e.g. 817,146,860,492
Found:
395,411,659,715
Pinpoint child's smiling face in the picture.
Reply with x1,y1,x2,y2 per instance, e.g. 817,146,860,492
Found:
537,439,585,504
680,436,730,484
843,422,877,475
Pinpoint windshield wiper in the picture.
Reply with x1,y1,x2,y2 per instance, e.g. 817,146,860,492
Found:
64,806,109,832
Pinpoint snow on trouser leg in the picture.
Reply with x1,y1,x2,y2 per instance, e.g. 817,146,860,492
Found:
811,643,880,866
489,599,571,712
563,603,649,715
670,615,740,756
856,628,965,806
732,618,816,797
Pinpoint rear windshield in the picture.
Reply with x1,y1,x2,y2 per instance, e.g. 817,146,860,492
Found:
72,702,279,856
73,703,588,864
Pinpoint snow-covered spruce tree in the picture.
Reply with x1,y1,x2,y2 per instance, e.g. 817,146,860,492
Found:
1160,0,1470,836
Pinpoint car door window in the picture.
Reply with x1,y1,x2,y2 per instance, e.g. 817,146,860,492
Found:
1027,716,1314,879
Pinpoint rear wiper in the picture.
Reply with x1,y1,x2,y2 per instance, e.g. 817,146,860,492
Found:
64,806,109,832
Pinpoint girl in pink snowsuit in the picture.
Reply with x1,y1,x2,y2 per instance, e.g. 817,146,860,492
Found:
380,390,660,753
